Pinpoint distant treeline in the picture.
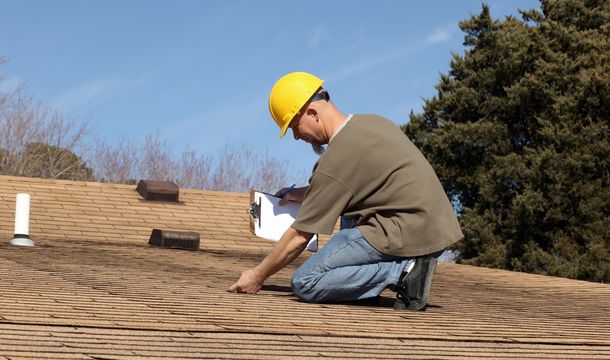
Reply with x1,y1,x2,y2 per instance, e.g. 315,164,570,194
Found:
0,58,303,194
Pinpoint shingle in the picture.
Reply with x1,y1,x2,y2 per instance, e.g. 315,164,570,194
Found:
0,174,609,359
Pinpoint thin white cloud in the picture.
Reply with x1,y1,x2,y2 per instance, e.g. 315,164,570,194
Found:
426,24,455,44
53,78,112,110
330,24,458,83
327,24,456,83
166,94,268,150
329,43,416,82
309,24,327,48
52,73,152,111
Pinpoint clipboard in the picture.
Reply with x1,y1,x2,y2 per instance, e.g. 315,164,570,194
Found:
248,190,318,252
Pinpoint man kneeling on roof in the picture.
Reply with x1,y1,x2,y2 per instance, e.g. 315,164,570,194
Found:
228,72,463,311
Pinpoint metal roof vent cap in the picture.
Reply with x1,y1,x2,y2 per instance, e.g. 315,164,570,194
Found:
148,229,200,250
10,193,35,247
136,180,179,202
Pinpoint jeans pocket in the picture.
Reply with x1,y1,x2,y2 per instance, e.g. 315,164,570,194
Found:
365,242,385,262
350,228,385,262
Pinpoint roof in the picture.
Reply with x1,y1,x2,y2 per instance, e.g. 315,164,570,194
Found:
0,174,609,359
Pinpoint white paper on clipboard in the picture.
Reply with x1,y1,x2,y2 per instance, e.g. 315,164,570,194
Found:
249,190,318,252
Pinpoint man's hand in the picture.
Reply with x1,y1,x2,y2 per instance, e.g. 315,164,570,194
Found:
228,228,311,296
275,186,308,205
227,268,264,294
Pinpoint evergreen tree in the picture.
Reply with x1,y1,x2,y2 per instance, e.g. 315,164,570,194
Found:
404,0,609,282
0,142,94,181
21,142,94,181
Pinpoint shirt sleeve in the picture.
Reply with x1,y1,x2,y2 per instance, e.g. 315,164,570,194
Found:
291,171,353,235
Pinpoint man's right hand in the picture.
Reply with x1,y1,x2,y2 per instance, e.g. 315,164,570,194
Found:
275,186,307,205
227,268,265,294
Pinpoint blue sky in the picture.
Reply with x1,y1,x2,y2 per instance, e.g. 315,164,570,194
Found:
0,0,541,181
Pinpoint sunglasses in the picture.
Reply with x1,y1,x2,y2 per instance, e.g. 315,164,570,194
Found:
309,91,330,102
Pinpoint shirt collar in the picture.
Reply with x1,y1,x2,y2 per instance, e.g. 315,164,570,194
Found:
330,114,353,142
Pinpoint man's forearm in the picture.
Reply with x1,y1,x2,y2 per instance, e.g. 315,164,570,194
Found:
254,227,311,280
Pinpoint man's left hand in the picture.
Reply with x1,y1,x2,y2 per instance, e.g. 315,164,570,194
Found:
227,268,264,294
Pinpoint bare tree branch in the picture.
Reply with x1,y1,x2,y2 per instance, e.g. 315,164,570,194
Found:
1,59,303,191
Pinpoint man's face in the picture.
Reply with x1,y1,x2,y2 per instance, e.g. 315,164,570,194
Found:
290,111,327,156
289,109,320,145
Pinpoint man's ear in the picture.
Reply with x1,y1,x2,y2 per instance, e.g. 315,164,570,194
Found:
306,107,319,121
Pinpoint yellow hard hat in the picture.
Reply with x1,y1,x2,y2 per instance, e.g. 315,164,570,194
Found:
268,72,325,138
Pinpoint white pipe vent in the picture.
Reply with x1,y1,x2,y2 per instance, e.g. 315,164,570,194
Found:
10,193,35,247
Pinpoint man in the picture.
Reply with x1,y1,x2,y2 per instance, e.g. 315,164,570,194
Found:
228,72,463,311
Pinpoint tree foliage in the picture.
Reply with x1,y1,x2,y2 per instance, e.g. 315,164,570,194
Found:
0,65,93,181
404,0,609,282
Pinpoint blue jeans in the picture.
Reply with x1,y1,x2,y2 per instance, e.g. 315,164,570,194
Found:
291,226,412,303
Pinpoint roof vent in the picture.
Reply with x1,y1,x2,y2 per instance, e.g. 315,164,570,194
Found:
136,180,179,202
10,193,35,247
148,229,200,250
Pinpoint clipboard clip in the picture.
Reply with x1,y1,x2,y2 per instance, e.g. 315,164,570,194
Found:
248,196,261,228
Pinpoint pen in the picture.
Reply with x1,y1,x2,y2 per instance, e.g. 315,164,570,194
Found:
278,184,296,198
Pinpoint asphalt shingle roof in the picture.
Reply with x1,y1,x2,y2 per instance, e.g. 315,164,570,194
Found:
0,175,609,359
